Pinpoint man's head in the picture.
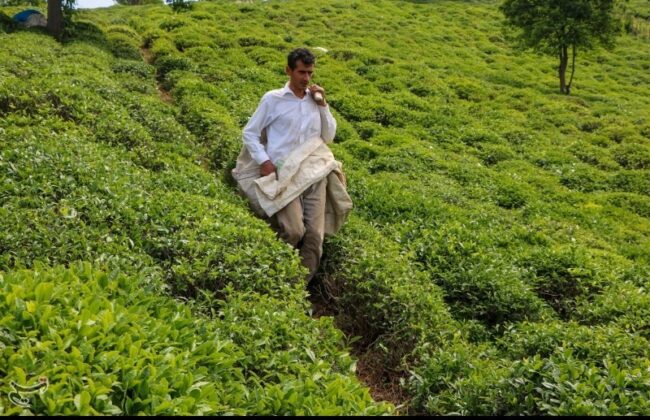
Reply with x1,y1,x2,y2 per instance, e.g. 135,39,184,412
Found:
287,48,315,70
286,48,316,92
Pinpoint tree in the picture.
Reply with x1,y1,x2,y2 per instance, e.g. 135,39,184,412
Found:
46,0,74,39
500,0,623,95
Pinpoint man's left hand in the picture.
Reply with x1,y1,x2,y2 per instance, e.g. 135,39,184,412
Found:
309,85,327,107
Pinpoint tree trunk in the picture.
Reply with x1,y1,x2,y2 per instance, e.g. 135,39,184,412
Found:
46,0,63,40
558,45,568,94
566,44,576,95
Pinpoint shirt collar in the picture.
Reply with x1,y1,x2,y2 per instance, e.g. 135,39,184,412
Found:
282,82,309,99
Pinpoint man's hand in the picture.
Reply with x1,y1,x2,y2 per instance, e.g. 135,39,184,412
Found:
260,160,276,177
309,85,327,107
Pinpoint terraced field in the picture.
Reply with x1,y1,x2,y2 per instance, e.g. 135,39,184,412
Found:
1,0,649,415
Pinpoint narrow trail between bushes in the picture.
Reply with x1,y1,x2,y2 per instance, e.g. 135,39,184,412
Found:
139,46,410,413
140,47,173,104
307,273,411,413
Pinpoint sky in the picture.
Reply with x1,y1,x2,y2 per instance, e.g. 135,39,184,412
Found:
75,0,116,9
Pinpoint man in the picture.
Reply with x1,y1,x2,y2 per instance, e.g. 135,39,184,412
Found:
241,48,338,283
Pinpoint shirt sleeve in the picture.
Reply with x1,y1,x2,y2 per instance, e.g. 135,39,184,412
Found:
319,105,337,144
242,95,272,165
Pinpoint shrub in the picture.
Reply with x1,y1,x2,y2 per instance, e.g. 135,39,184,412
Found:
568,141,619,170
459,127,503,146
163,193,306,298
107,33,141,60
159,17,188,31
613,142,650,170
518,246,606,319
608,170,650,195
478,143,516,166
171,0,194,13
123,95,195,147
604,192,650,218
0,263,392,415
414,223,550,326
172,28,211,51
106,24,141,41
176,95,241,170
342,139,383,161
322,216,459,354
0,10,17,33
331,114,359,143
111,59,155,79
447,76,487,102
328,93,376,123
495,178,533,209
407,339,505,415
154,54,195,79
559,163,609,192
150,37,178,60
600,121,640,144
92,108,153,148
494,321,650,415
577,281,650,337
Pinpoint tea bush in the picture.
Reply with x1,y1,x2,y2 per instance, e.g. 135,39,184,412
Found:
493,321,650,415
0,263,391,415
518,245,607,319
413,223,550,326
613,142,650,170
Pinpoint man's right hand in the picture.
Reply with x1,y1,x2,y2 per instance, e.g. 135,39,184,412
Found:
260,160,276,177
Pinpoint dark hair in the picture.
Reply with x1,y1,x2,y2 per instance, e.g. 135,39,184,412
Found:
287,48,315,69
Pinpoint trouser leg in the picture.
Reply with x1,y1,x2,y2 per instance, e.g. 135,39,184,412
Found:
300,177,327,281
274,196,305,248
274,178,327,281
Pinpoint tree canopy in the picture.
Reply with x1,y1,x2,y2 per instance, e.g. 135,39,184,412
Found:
500,0,623,94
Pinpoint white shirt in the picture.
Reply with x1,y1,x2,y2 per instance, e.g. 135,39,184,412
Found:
242,82,337,165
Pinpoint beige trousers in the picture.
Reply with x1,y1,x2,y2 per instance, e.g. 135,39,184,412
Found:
273,177,328,281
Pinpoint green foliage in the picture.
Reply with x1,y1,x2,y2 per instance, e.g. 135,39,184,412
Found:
2,0,649,415
171,0,193,13
493,321,650,415
414,222,550,326
323,216,458,349
107,32,141,60
0,263,391,415
500,0,622,54
613,142,650,169
500,0,623,93
519,245,606,319
0,29,392,415
0,9,16,32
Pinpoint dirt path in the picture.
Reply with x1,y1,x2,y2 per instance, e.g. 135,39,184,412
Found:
140,47,173,104
307,279,411,413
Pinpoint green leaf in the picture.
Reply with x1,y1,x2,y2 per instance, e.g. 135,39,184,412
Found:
34,283,54,303
74,391,91,413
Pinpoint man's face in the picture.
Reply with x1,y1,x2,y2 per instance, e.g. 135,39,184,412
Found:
286,60,314,91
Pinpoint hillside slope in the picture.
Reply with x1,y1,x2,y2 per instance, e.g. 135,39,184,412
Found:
2,0,650,415
0,10,390,416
